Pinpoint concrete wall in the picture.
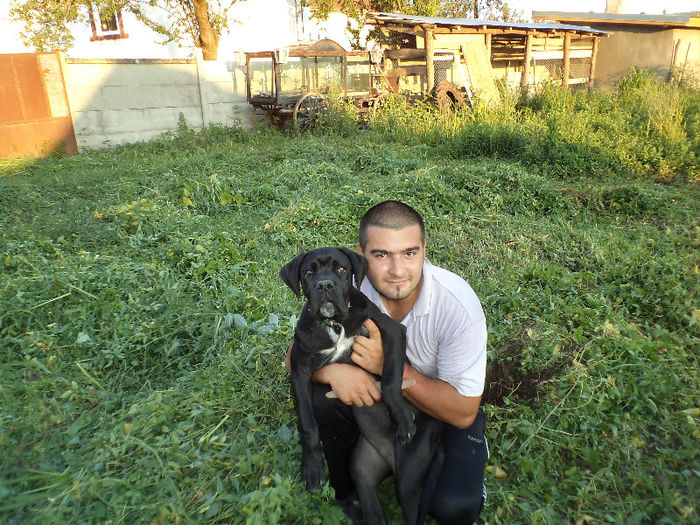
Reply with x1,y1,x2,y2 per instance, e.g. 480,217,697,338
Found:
672,28,700,82
63,52,252,151
593,25,700,89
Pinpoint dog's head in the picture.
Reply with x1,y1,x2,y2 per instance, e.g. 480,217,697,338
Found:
280,247,367,321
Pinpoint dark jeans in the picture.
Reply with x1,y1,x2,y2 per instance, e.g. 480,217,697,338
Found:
312,383,488,525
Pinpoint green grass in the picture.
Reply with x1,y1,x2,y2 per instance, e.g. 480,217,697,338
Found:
1,76,699,524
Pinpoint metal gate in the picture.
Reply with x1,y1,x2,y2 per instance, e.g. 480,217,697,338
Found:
0,52,78,158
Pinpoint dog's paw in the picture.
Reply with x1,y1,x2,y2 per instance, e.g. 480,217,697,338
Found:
302,457,325,491
396,420,417,445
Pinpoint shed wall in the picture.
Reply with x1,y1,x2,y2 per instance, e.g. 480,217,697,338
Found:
587,25,700,89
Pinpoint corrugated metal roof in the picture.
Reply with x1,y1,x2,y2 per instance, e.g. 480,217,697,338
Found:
367,11,607,35
532,11,700,28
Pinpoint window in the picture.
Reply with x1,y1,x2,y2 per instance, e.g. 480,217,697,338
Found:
89,5,128,41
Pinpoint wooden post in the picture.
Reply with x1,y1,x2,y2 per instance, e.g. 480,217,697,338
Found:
520,32,532,89
562,33,571,86
588,37,599,88
485,33,491,58
425,26,435,93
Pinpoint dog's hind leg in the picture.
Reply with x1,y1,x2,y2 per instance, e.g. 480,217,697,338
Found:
350,435,392,525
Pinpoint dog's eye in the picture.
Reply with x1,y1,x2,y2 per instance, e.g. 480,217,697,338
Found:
337,267,347,274
304,269,313,277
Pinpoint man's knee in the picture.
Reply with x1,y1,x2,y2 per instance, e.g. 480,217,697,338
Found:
430,489,484,525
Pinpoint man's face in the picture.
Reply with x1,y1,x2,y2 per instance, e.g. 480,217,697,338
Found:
357,224,425,303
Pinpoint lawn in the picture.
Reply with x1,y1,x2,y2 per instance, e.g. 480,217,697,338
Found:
1,75,698,523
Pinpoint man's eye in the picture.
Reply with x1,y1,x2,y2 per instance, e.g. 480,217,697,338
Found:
405,251,416,257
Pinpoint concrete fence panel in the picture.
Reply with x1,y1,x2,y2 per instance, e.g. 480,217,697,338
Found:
63,55,255,152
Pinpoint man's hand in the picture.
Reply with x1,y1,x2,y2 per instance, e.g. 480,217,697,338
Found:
313,363,382,407
351,319,384,375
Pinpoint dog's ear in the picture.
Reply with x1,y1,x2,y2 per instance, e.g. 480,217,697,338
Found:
338,247,368,287
280,252,307,298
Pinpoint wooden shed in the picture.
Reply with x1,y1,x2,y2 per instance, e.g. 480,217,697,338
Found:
532,11,700,89
365,12,607,101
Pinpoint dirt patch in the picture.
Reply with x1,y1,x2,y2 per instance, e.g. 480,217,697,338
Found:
483,331,570,406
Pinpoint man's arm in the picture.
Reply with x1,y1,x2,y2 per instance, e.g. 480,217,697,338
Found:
402,364,481,429
312,363,382,407
284,342,382,407
353,319,482,429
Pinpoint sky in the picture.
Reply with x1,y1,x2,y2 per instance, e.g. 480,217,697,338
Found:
510,0,700,19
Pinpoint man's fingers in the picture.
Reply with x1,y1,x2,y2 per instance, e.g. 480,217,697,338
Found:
351,339,367,356
363,318,380,337
350,350,363,366
353,336,369,349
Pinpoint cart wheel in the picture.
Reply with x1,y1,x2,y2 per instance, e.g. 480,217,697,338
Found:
431,81,466,112
293,92,328,134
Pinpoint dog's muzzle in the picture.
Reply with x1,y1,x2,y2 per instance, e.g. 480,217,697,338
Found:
308,278,350,320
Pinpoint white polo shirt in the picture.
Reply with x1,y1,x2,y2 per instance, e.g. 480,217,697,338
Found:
359,258,487,397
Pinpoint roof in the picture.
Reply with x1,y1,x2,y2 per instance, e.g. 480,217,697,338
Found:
245,38,368,59
366,11,607,36
532,11,700,29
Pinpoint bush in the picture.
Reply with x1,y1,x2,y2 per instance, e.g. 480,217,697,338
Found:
345,69,700,181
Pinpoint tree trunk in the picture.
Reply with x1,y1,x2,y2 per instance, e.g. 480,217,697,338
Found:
191,0,220,61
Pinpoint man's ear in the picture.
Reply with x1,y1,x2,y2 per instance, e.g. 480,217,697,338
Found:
339,247,367,286
279,252,307,298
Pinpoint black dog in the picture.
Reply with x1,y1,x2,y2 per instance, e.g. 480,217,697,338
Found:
281,247,443,525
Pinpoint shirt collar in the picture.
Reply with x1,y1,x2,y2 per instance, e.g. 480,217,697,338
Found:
413,258,432,318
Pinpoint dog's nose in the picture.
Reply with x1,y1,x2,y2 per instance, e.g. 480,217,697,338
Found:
315,279,335,292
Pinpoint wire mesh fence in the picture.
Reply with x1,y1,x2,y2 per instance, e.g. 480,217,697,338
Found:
530,56,593,85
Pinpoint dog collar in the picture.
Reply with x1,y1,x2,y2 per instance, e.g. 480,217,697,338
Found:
322,319,343,332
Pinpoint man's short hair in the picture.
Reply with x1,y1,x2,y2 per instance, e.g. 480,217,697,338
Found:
358,200,425,249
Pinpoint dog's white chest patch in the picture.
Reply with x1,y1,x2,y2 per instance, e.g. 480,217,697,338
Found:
320,324,354,363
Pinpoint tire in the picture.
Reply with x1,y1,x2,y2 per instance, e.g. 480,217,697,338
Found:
431,80,466,112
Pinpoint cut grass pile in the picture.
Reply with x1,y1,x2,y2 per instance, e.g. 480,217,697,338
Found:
1,78,699,523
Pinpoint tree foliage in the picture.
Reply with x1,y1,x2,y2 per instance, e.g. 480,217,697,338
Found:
307,0,522,48
441,0,522,21
308,0,522,22
10,0,239,60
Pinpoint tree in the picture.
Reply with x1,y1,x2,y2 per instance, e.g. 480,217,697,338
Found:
440,0,523,21
307,0,522,48
10,0,239,60
308,0,522,26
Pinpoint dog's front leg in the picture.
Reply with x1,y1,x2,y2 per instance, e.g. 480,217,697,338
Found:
375,325,416,444
290,367,325,491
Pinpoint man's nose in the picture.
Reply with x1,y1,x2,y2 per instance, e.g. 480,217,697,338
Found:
388,254,403,275
315,279,335,292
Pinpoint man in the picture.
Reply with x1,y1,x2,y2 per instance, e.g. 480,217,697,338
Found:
303,200,488,524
